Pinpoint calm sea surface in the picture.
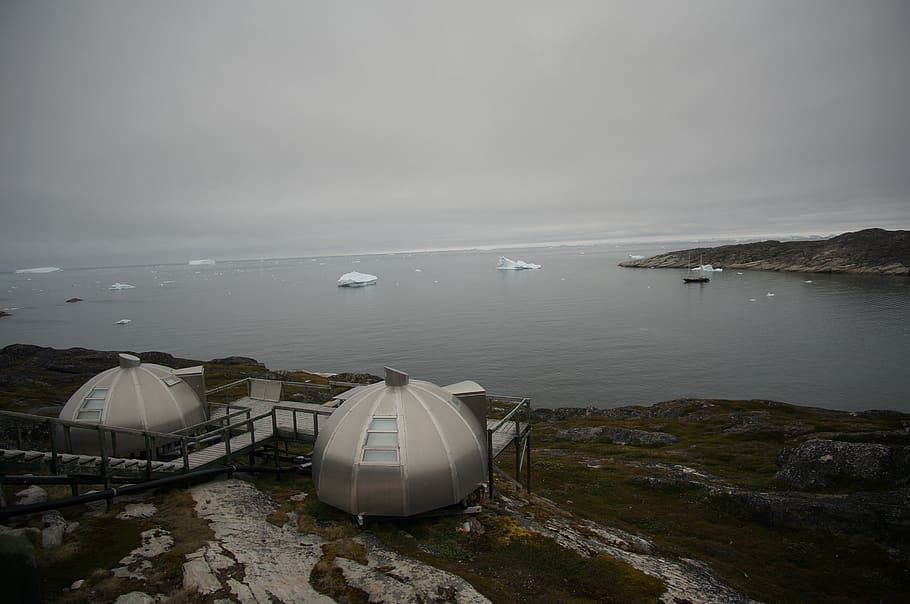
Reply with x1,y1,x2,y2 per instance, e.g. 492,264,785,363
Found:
2,246,909,412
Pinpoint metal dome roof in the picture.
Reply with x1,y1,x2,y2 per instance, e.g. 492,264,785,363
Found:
57,353,206,455
312,367,488,517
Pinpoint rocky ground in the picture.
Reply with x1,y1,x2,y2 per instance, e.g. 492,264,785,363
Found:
2,346,909,602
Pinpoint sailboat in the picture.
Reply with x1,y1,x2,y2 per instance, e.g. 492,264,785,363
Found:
683,253,710,283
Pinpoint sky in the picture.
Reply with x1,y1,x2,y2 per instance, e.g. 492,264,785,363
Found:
1,1,909,269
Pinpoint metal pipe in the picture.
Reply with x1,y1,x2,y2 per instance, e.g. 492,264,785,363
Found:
0,464,307,520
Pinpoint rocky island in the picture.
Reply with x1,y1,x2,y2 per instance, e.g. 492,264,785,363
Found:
619,228,910,275
1,344,908,603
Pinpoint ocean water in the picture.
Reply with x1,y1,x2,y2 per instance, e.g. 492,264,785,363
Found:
2,246,909,412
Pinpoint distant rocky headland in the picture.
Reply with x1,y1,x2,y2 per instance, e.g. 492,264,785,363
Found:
619,228,910,275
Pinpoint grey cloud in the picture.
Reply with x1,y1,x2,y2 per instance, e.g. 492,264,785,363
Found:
1,1,908,269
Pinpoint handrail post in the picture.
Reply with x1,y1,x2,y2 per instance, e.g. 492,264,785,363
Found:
64,425,72,453
487,429,495,500
144,433,152,480
98,428,111,495
15,421,22,450
248,417,256,466
272,411,280,479
526,432,532,494
224,427,232,464
313,412,318,439
293,411,298,440
110,431,118,458
49,420,58,475
181,439,189,474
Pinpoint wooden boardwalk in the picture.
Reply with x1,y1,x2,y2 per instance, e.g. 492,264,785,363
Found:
1,396,527,478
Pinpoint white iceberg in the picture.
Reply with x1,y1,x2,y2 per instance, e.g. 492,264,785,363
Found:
628,254,644,260
188,258,216,266
109,282,135,290
496,256,541,270
15,267,62,274
693,264,722,272
766,292,775,297
115,318,131,325
337,271,378,287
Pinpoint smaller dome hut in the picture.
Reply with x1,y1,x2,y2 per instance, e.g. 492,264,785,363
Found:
312,367,488,518
56,353,206,456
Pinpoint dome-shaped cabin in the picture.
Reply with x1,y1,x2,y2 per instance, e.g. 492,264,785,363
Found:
312,367,488,517
56,353,206,456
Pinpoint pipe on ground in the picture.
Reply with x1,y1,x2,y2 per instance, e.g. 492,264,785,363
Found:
0,463,311,520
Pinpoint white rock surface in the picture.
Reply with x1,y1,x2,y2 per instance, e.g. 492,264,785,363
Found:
15,485,47,505
113,591,157,604
188,479,332,603
113,528,174,580
338,534,489,603
41,510,67,548
117,503,157,520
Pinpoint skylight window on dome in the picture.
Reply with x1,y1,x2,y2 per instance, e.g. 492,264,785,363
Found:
77,388,108,420
162,376,182,387
362,416,399,463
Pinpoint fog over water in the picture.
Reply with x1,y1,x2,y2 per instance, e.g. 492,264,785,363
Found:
2,246,908,412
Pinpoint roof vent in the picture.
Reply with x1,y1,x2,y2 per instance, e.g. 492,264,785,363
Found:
384,367,409,387
119,353,141,369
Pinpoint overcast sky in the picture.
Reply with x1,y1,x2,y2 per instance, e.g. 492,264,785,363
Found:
1,1,908,269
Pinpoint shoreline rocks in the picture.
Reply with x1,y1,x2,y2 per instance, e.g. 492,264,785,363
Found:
618,228,910,275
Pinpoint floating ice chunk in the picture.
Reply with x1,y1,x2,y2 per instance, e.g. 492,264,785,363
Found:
337,271,378,287
15,267,62,274
109,282,135,290
749,298,757,302
160,280,175,284
115,318,131,325
628,254,644,260
415,268,422,272
496,256,541,270
188,259,215,266
804,280,813,284
737,272,744,275
694,264,722,272
766,292,775,297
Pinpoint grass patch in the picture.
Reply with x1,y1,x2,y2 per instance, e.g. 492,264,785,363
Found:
532,453,910,603
310,540,370,603
371,514,664,603
37,514,144,599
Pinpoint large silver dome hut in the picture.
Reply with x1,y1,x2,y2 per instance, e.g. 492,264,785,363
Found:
312,368,488,517
56,353,206,455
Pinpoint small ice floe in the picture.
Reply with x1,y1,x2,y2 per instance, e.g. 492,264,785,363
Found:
160,280,175,285
115,318,131,325
352,259,361,264
415,268,422,272
337,271,378,287
766,292,775,297
804,280,813,284
737,272,744,275
15,267,62,274
694,264,722,272
496,256,541,270
749,298,757,302
109,282,135,290
628,254,644,260
188,258,215,266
